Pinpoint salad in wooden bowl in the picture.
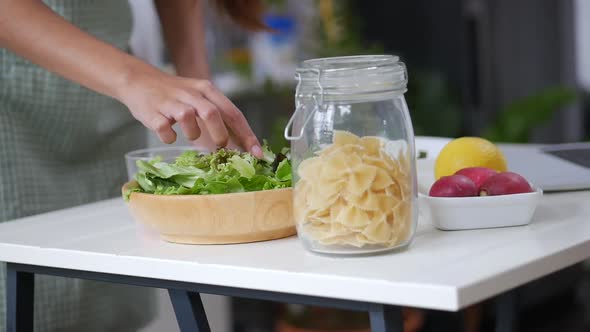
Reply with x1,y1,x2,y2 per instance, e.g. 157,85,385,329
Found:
122,144,295,244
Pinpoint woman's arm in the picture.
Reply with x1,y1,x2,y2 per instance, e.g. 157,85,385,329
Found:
0,0,262,156
155,0,243,151
155,0,220,150
0,0,146,101
154,0,210,79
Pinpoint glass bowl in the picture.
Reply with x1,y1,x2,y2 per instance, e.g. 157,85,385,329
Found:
124,146,205,181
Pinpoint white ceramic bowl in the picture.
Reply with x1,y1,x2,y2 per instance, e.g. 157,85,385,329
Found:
416,158,543,230
419,188,543,231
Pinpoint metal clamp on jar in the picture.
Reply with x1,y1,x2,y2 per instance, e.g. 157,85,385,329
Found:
285,55,418,255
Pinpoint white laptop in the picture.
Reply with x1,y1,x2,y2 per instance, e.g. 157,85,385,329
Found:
501,142,590,192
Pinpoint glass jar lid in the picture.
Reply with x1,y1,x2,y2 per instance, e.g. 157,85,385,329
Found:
295,55,408,100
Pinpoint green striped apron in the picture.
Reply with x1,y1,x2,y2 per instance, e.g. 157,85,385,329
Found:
0,1,156,330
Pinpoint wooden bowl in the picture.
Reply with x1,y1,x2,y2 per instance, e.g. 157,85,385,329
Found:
122,181,296,244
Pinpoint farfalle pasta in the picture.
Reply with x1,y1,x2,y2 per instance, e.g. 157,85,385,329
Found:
294,130,413,249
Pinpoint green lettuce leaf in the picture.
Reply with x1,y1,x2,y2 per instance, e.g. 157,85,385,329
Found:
126,142,292,198
123,187,141,201
262,140,276,164
275,159,292,182
229,155,255,179
135,172,155,192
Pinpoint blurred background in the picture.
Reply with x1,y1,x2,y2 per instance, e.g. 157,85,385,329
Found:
129,0,590,331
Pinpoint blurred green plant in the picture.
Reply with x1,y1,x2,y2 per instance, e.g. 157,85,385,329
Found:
405,70,462,137
313,0,384,57
483,86,578,143
259,79,292,152
252,0,585,147
268,115,290,152
265,0,287,7
303,1,463,139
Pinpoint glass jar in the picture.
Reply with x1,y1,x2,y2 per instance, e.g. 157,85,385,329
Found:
284,55,418,255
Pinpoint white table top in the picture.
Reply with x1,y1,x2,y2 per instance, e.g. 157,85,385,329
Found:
1,190,589,311
1,138,589,311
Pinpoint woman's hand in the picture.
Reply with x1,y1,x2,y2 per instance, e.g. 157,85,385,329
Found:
120,69,263,158
0,0,263,157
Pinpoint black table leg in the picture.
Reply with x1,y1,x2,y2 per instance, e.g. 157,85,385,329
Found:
369,304,404,332
495,290,518,332
169,289,211,332
6,263,34,332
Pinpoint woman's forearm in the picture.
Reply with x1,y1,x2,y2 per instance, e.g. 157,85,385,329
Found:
155,0,210,79
0,0,156,101
155,0,222,150
0,0,262,154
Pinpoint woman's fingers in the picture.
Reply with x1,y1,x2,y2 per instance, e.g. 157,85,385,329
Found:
149,114,176,144
193,81,262,157
132,76,261,152
187,96,229,148
168,102,202,141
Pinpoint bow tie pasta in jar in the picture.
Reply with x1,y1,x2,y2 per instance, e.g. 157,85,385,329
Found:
285,55,418,255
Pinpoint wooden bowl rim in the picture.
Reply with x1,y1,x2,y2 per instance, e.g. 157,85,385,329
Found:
122,180,293,200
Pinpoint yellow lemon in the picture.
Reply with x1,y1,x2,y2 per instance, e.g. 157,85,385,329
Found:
434,137,508,179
